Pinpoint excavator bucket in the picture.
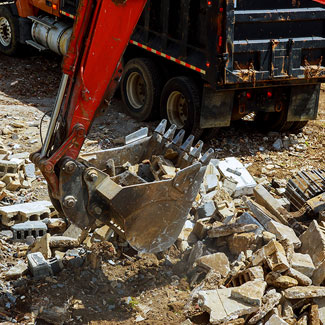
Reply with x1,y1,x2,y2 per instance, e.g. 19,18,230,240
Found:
58,120,213,253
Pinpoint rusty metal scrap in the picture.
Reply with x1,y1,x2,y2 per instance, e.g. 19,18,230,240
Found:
285,169,325,211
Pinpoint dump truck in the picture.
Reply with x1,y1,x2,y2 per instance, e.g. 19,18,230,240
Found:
1,0,325,136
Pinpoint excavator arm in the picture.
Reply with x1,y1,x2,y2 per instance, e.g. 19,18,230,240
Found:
31,0,213,253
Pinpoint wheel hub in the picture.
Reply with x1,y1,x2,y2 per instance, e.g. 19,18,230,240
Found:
166,91,188,128
126,72,146,109
0,17,11,47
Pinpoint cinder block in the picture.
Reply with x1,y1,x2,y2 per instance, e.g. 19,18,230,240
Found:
0,201,54,226
0,159,23,177
11,221,47,242
2,173,21,191
27,252,52,278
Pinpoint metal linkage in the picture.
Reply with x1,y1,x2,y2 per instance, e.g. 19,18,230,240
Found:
285,169,325,210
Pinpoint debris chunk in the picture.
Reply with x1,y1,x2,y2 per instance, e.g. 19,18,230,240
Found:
196,252,230,277
284,286,325,299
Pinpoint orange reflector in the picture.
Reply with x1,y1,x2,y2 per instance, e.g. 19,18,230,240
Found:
53,4,57,10
206,61,210,68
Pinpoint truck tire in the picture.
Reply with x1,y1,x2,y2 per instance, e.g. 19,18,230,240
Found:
254,110,294,132
121,58,162,121
160,76,202,138
0,7,19,56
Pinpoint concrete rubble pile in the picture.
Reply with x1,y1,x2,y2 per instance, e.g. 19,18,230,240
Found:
0,136,38,202
0,150,325,323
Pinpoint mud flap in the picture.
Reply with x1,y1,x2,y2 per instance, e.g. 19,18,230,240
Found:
200,85,234,128
287,84,320,122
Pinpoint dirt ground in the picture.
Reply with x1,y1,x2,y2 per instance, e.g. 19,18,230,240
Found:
0,51,324,324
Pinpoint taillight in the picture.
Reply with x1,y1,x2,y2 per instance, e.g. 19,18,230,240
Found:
267,91,273,98
246,92,252,99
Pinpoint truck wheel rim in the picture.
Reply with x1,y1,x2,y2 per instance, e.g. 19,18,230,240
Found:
126,72,146,109
0,17,11,47
166,91,188,128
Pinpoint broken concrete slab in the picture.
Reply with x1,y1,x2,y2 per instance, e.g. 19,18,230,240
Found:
243,197,282,226
265,272,298,289
63,224,88,244
208,223,258,238
93,225,112,242
5,261,28,280
231,280,267,306
291,253,315,278
238,212,264,235
49,236,79,249
30,233,51,259
284,286,325,299
198,288,259,324
218,157,257,197
266,220,301,249
227,232,257,256
252,240,289,272
196,252,230,277
286,268,312,286
247,290,282,324
253,184,288,225
299,220,325,268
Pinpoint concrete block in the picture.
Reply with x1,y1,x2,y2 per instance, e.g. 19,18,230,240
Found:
11,221,47,242
2,173,21,191
0,200,54,226
0,159,23,177
218,157,257,197
291,253,315,278
266,220,301,249
27,252,52,278
252,240,289,272
231,266,264,287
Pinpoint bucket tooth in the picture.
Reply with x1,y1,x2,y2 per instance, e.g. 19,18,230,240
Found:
190,140,204,159
199,148,214,165
172,129,185,146
163,124,177,141
154,119,167,135
180,135,194,152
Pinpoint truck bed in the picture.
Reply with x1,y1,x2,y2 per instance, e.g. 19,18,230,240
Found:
130,0,325,89
227,0,325,85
